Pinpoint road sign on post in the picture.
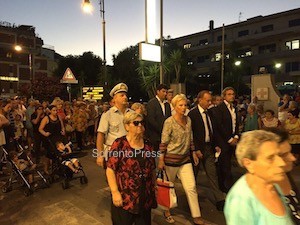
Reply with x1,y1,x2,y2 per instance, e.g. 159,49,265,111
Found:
60,68,78,102
60,68,78,84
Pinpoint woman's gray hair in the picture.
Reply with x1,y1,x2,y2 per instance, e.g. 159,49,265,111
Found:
131,102,143,111
236,130,280,167
171,94,187,108
248,103,256,111
123,111,143,125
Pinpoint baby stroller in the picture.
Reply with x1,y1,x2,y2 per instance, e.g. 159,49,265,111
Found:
1,145,50,196
48,139,88,189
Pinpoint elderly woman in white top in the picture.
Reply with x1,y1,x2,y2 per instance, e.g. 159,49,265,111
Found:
158,94,208,225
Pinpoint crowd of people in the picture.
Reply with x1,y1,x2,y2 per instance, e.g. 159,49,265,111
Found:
1,83,300,225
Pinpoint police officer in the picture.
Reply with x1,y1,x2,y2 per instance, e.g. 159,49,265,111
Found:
96,83,132,168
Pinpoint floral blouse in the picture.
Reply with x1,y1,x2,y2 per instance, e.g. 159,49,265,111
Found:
107,136,157,214
160,116,194,167
285,119,300,144
71,109,88,132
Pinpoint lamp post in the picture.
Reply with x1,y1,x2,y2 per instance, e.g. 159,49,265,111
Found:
160,0,163,84
82,0,107,88
15,45,33,98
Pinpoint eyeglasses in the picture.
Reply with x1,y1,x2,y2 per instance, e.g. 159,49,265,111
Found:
132,120,145,126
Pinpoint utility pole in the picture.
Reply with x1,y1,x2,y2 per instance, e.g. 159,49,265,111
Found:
159,0,163,84
100,0,107,91
221,24,225,93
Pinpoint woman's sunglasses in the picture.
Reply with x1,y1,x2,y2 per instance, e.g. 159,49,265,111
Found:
132,120,145,126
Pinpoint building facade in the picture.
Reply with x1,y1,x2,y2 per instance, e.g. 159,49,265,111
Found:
171,8,300,95
0,22,58,98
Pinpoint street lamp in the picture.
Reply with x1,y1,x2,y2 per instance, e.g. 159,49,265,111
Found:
82,0,107,87
234,60,241,66
15,45,33,98
275,63,282,69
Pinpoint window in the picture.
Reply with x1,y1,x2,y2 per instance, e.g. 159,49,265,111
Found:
217,35,227,42
258,44,276,54
187,58,193,65
261,24,273,32
199,39,208,46
237,48,253,58
215,53,221,61
289,19,300,27
286,62,300,72
286,40,300,50
215,52,229,61
258,65,275,74
238,30,249,37
183,43,191,49
197,55,209,63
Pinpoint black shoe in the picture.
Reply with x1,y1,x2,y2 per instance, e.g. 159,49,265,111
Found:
216,200,225,211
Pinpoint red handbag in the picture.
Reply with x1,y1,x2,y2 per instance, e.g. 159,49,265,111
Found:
156,170,177,210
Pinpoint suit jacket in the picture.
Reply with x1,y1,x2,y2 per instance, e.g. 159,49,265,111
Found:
146,97,171,144
188,106,217,151
212,102,239,148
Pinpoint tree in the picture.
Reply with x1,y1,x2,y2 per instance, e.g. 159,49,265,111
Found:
137,61,160,98
168,49,184,83
54,52,103,98
112,46,148,101
31,75,67,101
223,42,251,95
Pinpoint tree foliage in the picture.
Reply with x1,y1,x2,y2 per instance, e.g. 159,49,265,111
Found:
30,76,67,101
112,46,148,101
54,52,102,98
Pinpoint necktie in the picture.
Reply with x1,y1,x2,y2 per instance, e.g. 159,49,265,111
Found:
204,110,213,141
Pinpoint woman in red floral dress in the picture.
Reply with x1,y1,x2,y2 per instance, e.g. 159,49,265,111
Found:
106,111,157,225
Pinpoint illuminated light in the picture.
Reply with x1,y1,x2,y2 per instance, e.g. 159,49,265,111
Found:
234,60,241,66
275,63,282,69
14,45,22,52
146,0,156,44
82,0,93,14
0,76,19,81
139,43,161,62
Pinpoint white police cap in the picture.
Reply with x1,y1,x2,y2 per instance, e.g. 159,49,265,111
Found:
109,83,128,97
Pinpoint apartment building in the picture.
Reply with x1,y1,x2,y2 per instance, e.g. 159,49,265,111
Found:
0,22,58,97
171,8,300,94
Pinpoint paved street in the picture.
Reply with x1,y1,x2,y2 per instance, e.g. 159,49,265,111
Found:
1,149,299,225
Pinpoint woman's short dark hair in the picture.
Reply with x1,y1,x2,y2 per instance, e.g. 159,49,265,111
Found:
263,127,289,143
265,109,275,116
48,105,57,111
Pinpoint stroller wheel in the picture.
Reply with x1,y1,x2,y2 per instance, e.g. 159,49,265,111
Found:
23,188,32,197
62,180,69,190
2,185,12,193
44,179,51,188
80,176,88,184
17,177,25,187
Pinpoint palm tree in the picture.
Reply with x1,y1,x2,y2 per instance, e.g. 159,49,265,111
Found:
168,49,184,83
136,62,160,98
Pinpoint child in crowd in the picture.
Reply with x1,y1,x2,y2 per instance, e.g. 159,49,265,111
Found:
9,151,37,185
14,113,24,143
55,141,80,173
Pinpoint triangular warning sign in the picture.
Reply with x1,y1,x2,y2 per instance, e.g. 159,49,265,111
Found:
61,68,78,84
62,68,76,80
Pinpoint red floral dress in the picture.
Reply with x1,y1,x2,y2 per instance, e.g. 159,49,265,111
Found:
107,136,157,214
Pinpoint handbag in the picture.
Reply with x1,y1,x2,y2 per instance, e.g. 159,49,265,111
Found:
156,170,177,210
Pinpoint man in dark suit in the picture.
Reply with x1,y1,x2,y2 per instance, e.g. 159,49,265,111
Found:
213,87,239,193
146,84,171,152
188,90,225,211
